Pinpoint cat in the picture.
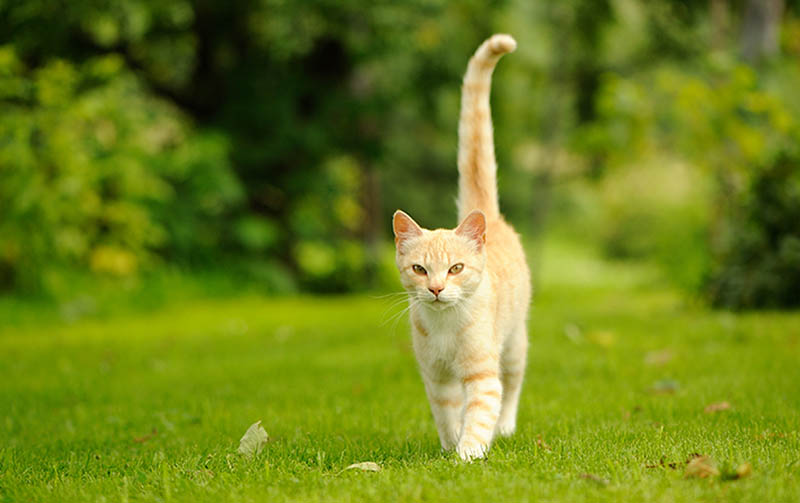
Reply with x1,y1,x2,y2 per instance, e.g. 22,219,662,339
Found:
392,34,531,462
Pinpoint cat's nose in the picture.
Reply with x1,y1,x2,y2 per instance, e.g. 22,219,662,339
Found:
429,286,444,297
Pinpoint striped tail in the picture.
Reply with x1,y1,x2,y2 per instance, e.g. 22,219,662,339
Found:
457,34,516,222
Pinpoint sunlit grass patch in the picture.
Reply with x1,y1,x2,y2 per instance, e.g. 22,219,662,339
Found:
1,240,799,502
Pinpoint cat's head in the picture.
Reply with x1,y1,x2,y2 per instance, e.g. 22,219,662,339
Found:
392,209,487,309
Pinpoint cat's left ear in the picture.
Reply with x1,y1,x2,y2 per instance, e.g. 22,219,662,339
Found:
455,210,486,251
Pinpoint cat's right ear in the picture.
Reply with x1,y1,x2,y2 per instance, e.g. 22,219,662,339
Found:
393,210,423,252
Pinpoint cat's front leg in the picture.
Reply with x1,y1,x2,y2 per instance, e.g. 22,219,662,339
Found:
421,373,463,450
455,348,502,461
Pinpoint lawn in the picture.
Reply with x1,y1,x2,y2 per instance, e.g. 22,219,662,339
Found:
2,240,799,502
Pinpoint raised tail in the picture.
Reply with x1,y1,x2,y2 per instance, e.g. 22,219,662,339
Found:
457,34,516,222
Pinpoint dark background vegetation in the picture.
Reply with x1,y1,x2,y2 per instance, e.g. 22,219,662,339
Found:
1,0,799,309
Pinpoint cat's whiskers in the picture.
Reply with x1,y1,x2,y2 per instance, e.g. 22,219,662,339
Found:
383,297,424,336
379,295,414,321
369,291,411,299
380,296,417,328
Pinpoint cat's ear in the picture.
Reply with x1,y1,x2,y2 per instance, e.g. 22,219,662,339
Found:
393,210,423,252
455,210,486,251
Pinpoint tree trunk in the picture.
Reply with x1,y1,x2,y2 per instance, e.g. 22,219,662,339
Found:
741,0,784,63
711,0,729,51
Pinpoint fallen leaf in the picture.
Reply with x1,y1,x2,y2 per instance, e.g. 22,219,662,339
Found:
563,323,583,344
646,453,702,470
756,431,788,440
645,456,665,469
343,462,381,472
579,473,609,486
649,379,679,394
644,349,674,366
704,401,731,413
684,456,719,478
587,330,616,347
237,421,268,457
685,453,703,464
133,428,158,443
623,406,642,421
535,434,551,451
735,463,752,479
720,461,752,481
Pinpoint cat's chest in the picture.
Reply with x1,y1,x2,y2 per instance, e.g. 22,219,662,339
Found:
412,309,467,362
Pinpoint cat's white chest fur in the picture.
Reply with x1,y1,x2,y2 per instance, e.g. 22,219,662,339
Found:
412,303,474,375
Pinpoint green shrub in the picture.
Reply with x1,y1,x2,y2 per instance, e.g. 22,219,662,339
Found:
584,58,800,307
595,162,711,293
0,49,242,294
707,150,800,308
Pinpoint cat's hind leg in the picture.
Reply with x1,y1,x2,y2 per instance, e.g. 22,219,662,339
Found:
496,322,528,437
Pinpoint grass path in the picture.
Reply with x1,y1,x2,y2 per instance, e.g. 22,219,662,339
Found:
2,241,799,502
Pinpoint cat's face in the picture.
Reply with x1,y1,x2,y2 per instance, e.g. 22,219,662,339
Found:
393,210,487,310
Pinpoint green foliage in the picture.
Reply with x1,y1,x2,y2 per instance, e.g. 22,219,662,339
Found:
582,54,800,305
708,149,800,308
594,162,711,293
1,0,800,306
0,48,242,293
0,0,517,295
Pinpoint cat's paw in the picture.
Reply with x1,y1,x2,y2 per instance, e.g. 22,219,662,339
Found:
456,438,488,462
495,418,516,437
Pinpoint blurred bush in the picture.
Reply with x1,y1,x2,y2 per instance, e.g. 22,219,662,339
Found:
581,50,800,307
708,149,800,308
0,48,242,293
594,162,711,293
1,0,799,309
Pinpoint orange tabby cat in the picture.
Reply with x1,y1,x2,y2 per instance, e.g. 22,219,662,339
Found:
392,34,531,461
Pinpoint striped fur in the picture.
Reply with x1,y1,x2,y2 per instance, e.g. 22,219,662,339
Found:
392,34,531,462
457,34,516,222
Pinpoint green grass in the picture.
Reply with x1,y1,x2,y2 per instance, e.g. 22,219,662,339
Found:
2,240,799,502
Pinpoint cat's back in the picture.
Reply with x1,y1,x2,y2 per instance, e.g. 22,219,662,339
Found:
485,217,531,317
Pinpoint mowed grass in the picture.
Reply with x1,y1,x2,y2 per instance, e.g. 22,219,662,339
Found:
2,240,799,502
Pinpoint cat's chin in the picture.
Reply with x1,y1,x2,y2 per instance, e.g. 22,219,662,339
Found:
426,299,457,311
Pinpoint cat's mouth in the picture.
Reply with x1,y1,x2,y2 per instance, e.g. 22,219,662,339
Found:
428,297,454,309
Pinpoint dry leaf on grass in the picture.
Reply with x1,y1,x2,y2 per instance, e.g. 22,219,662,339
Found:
133,428,158,443
719,462,753,481
644,349,674,366
704,401,731,413
684,456,719,478
237,421,268,457
734,463,752,479
756,431,788,440
649,379,680,395
623,406,642,421
563,323,583,344
535,434,551,451
646,453,702,470
579,473,609,486
587,330,616,347
343,462,381,472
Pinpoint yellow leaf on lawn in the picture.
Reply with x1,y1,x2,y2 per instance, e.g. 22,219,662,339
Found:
704,401,731,413
684,456,719,478
237,421,268,457
344,462,381,472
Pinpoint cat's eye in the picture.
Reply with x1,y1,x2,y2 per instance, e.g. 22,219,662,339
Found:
449,263,464,275
412,264,427,275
